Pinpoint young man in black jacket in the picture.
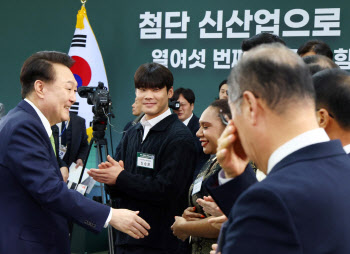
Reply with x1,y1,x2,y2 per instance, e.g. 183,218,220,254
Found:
88,62,197,254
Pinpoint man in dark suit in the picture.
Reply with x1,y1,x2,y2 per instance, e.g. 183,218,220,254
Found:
172,87,209,178
313,68,350,155
59,112,89,168
0,51,149,254
208,43,350,254
52,113,89,182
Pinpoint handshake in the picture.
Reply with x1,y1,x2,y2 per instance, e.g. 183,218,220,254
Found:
87,155,150,239
109,208,150,239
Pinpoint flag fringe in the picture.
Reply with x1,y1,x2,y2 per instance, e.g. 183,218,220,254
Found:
76,5,87,29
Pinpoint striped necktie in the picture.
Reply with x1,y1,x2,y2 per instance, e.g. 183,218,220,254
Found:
50,134,56,156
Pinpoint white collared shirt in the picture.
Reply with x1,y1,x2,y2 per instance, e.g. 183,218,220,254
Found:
219,128,330,185
267,128,330,174
140,108,172,141
343,144,350,154
24,98,112,227
24,98,52,138
182,113,193,126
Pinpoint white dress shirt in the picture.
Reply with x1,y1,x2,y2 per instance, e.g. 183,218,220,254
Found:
24,98,112,227
343,144,350,154
140,108,172,141
267,128,330,174
219,128,330,184
182,113,193,126
24,98,52,137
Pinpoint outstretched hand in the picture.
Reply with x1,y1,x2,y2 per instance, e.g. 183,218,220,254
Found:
87,155,124,185
216,120,249,178
110,208,150,239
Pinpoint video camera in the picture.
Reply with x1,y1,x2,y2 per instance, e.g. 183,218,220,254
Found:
169,99,180,110
78,82,112,139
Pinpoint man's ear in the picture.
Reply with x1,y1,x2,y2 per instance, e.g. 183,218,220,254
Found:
33,80,45,99
242,91,259,125
190,103,194,112
167,87,174,98
317,108,330,129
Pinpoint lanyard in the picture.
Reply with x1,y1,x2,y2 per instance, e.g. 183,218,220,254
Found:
59,120,69,137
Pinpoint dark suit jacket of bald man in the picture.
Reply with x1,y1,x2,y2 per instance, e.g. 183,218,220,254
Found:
206,141,350,254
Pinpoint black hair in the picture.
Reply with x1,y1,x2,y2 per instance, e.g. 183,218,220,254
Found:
20,51,74,99
303,55,339,75
313,68,350,130
241,33,286,52
210,99,232,120
219,80,228,91
134,62,173,91
297,40,333,60
172,87,195,104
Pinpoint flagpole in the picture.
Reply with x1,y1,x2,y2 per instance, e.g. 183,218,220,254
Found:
72,2,114,253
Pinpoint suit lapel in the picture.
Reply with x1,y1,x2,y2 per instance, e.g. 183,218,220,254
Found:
18,100,62,179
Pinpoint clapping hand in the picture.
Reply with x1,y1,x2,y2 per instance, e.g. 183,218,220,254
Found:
196,196,223,217
88,155,124,185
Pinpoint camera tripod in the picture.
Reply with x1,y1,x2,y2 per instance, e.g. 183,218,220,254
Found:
78,134,115,254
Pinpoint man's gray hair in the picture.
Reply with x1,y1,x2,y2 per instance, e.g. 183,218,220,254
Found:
227,43,315,114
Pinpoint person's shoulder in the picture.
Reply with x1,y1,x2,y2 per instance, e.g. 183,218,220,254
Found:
123,122,141,139
70,113,85,123
188,114,199,128
168,116,193,135
123,120,134,132
1,107,44,143
5,104,37,127
191,113,200,122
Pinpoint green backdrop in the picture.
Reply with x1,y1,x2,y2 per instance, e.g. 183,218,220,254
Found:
1,0,349,146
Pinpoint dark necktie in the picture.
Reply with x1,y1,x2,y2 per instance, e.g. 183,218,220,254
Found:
50,125,59,156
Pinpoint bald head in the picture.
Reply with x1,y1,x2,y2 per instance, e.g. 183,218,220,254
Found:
228,43,315,113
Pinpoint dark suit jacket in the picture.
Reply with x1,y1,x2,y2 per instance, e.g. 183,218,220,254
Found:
187,114,210,179
208,140,350,254
62,113,89,167
206,164,257,217
0,100,109,254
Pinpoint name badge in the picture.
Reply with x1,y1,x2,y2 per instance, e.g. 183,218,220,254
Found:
59,145,67,159
192,176,204,195
137,152,155,169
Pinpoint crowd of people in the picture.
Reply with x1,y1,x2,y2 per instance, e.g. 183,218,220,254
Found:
1,32,350,254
